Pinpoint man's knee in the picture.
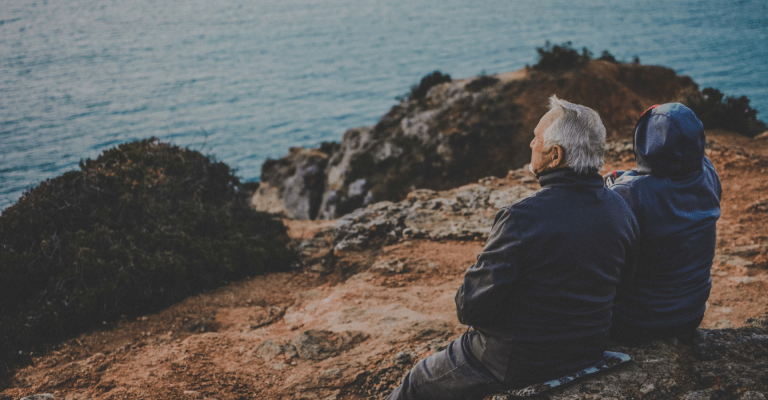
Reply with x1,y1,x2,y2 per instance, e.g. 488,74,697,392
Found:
386,333,499,400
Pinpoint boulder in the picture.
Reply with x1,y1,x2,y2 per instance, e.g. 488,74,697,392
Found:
253,147,329,220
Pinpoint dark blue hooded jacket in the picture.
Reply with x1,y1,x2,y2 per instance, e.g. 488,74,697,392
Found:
455,168,638,385
610,103,722,329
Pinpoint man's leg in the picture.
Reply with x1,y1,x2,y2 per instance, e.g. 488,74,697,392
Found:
386,330,503,400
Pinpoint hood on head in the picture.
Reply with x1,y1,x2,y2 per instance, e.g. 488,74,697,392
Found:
635,103,705,178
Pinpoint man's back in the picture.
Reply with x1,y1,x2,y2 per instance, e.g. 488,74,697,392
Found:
456,168,638,386
610,103,722,335
387,96,638,400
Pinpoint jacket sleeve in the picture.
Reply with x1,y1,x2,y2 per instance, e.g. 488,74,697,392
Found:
703,156,722,200
608,178,642,285
455,207,523,327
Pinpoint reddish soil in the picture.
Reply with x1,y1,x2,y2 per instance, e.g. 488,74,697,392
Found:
3,130,767,400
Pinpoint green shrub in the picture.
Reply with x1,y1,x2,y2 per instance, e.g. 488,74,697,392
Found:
598,50,617,63
534,41,592,71
399,71,452,101
0,138,296,377
465,75,500,92
687,88,767,137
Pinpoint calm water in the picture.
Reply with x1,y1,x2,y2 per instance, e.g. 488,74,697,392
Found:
1,0,767,210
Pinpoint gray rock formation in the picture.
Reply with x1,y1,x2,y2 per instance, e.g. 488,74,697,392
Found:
332,182,534,251
253,62,699,220
253,147,329,219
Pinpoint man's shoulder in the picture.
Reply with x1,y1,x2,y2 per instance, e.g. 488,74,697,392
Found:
609,171,653,202
611,170,650,189
501,187,552,213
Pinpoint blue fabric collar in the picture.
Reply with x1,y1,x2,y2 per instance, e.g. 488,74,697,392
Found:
537,167,603,189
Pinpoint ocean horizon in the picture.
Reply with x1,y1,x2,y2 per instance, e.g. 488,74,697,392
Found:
1,0,767,210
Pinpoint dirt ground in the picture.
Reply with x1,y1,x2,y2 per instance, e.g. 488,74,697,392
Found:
2,130,767,400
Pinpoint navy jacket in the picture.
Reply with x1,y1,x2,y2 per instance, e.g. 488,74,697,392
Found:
610,103,722,329
455,168,638,383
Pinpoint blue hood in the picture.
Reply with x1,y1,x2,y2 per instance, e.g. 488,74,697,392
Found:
635,103,706,178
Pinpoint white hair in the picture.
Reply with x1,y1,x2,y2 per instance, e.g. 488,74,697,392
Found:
543,95,606,174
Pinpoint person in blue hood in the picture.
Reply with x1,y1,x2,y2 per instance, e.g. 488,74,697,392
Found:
386,96,638,400
606,103,722,345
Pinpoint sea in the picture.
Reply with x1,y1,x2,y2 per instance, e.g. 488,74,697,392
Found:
1,0,767,210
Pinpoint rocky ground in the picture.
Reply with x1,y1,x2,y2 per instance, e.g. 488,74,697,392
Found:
3,129,768,400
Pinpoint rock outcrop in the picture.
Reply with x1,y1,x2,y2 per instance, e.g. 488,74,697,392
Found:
487,316,768,400
253,61,699,219
332,175,535,252
253,147,329,219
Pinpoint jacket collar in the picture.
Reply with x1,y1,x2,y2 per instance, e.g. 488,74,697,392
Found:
536,167,603,189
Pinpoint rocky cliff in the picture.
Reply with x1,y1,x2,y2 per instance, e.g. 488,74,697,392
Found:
253,61,699,220
4,130,768,400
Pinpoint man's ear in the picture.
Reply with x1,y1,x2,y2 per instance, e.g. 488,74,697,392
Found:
548,145,566,169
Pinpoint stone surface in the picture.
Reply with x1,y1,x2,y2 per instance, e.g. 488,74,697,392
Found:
485,316,768,400
392,351,414,366
753,131,768,140
318,368,343,383
256,340,283,361
714,254,755,268
409,320,453,341
19,395,55,400
85,353,105,365
252,147,329,219
332,181,534,251
605,139,634,154
724,244,768,257
292,330,369,361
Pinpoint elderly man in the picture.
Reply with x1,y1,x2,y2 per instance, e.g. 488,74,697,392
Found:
386,96,639,400
607,103,721,345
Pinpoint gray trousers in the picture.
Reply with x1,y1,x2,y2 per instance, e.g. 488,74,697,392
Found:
385,330,510,400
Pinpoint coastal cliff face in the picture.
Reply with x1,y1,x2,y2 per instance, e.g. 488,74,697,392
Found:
253,60,699,220
4,130,768,400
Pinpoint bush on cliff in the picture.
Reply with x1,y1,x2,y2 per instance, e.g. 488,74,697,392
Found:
598,50,617,63
0,138,295,376
687,87,767,137
401,71,452,101
534,41,592,71
465,75,500,92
